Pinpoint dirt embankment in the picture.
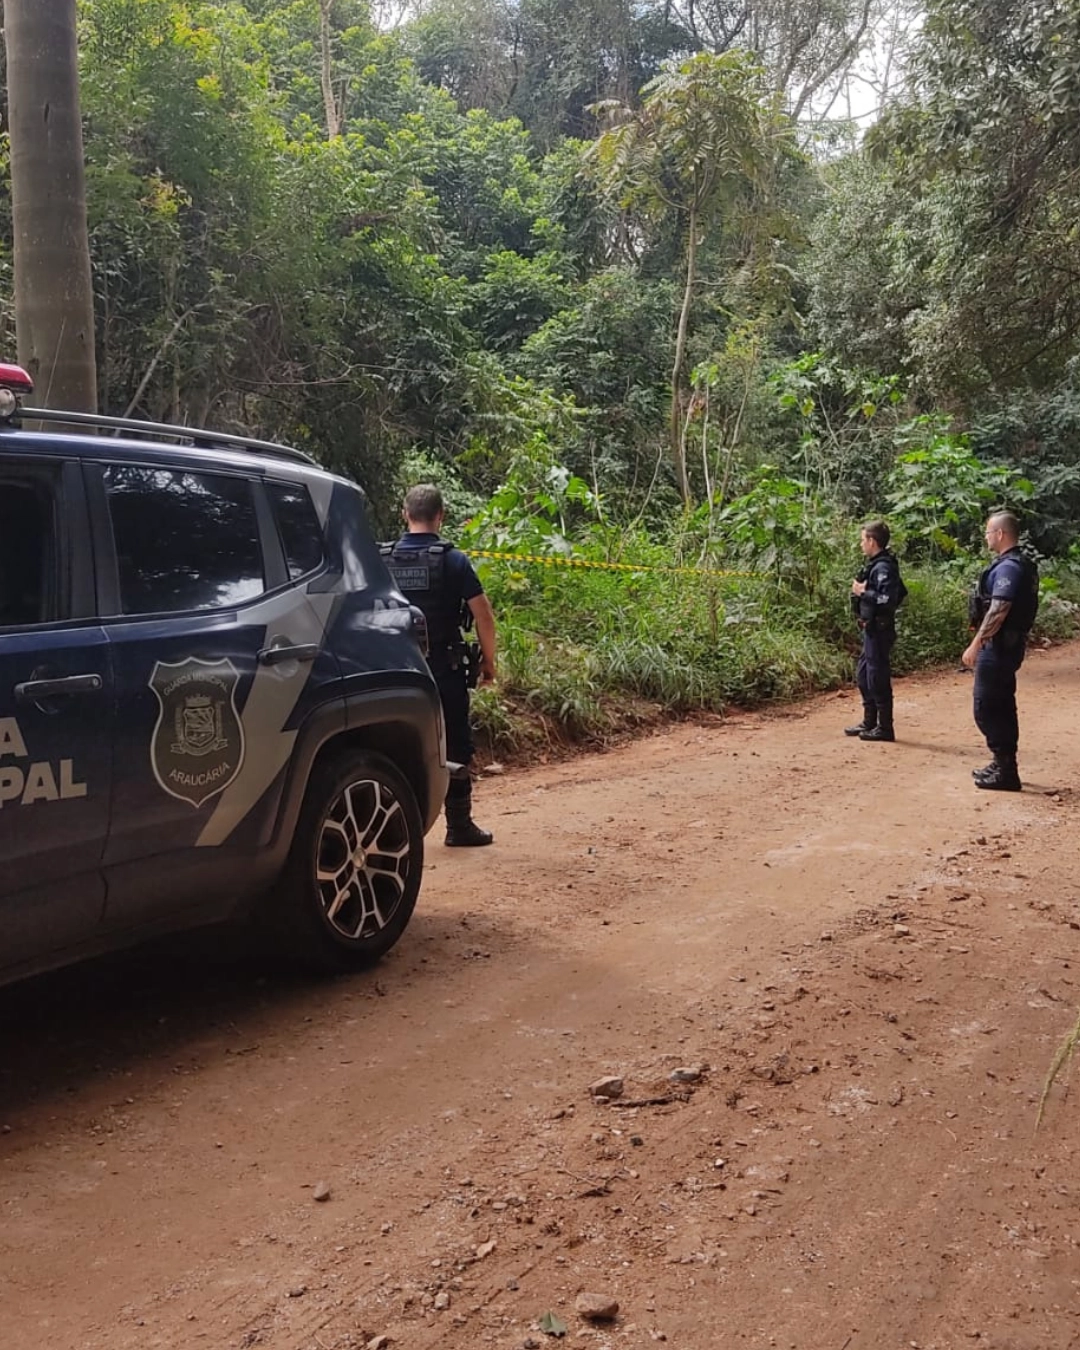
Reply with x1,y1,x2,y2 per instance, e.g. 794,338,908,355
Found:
1,643,1079,1350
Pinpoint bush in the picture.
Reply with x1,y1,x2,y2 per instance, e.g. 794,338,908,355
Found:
891,570,967,671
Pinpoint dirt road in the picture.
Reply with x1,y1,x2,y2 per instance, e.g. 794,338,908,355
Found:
3,644,1080,1350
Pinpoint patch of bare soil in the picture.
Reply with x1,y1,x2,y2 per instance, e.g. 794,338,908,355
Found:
2,644,1080,1350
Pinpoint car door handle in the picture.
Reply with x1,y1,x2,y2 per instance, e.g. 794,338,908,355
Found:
15,673,104,701
257,643,320,667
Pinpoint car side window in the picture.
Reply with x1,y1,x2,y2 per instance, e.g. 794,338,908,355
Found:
267,480,325,580
0,475,57,628
104,465,265,615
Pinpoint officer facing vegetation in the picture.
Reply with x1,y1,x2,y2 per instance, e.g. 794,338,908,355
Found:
383,486,498,845
845,520,907,743
962,511,1039,792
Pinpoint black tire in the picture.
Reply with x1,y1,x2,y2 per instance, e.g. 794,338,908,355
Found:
269,749,424,972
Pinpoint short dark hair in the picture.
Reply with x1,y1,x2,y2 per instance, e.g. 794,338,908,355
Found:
988,510,1019,541
404,483,444,524
861,520,890,549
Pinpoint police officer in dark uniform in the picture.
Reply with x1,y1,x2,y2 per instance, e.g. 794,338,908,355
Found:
961,511,1039,792
845,520,906,742
383,485,497,845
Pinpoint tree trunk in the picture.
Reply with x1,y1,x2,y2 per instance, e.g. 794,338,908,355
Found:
669,202,697,505
5,0,97,411
319,0,341,138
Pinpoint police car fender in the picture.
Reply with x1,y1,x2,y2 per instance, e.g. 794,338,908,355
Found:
0,717,87,807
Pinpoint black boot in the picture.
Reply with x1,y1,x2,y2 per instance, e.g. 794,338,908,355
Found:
845,704,877,737
860,703,894,742
974,756,1021,792
972,760,997,781
444,775,494,847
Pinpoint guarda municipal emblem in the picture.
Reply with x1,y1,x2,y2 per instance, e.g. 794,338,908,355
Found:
149,657,246,808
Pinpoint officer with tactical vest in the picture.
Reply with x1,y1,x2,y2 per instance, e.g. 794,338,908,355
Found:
845,520,907,742
383,485,498,845
961,511,1039,792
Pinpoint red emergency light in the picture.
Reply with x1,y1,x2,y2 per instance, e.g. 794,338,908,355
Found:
0,363,33,419
0,363,33,394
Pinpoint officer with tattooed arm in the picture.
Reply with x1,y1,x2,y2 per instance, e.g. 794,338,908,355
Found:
845,520,907,743
383,485,498,845
962,511,1039,792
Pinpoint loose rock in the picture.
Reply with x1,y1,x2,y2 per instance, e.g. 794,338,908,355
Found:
669,1066,704,1085
589,1076,624,1101
313,1181,331,1202
575,1291,619,1321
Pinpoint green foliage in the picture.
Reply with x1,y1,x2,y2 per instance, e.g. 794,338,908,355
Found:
516,268,676,506
885,418,1033,558
966,366,1080,555
771,351,906,508
587,50,797,501
708,470,842,598
458,450,601,552
466,250,571,352
819,0,1080,403
889,571,968,670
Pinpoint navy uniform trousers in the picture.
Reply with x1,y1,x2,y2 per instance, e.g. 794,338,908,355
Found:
432,659,476,825
856,624,895,712
973,640,1024,758
433,662,473,767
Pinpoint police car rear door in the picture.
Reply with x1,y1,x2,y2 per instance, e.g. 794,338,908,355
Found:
89,459,280,925
90,459,341,929
0,456,111,974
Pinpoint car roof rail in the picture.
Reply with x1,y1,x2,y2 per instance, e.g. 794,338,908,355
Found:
10,405,318,467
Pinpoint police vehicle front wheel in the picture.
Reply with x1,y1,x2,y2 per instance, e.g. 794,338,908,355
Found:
271,749,424,972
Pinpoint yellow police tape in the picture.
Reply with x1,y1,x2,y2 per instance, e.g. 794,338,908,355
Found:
463,547,758,579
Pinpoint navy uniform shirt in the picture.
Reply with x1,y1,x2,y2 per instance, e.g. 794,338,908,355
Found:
392,532,484,660
393,533,484,607
982,546,1038,640
987,549,1026,604
863,550,904,617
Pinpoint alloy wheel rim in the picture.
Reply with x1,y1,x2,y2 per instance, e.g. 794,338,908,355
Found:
315,778,411,940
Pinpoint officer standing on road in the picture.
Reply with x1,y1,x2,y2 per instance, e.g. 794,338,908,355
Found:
845,520,906,743
961,511,1039,792
384,485,498,845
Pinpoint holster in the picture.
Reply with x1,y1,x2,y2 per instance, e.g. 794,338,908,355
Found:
464,640,482,689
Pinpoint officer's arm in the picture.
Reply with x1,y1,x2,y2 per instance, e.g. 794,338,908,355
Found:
972,598,1012,647
467,594,497,682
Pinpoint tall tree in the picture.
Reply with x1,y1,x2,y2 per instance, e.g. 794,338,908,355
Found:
589,51,788,502
4,0,97,410
319,0,344,137
666,0,881,120
810,0,1080,401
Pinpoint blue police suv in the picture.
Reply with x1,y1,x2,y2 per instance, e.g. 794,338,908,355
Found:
0,364,448,985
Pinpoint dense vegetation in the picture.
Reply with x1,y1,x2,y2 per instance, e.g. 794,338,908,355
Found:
3,0,1079,749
